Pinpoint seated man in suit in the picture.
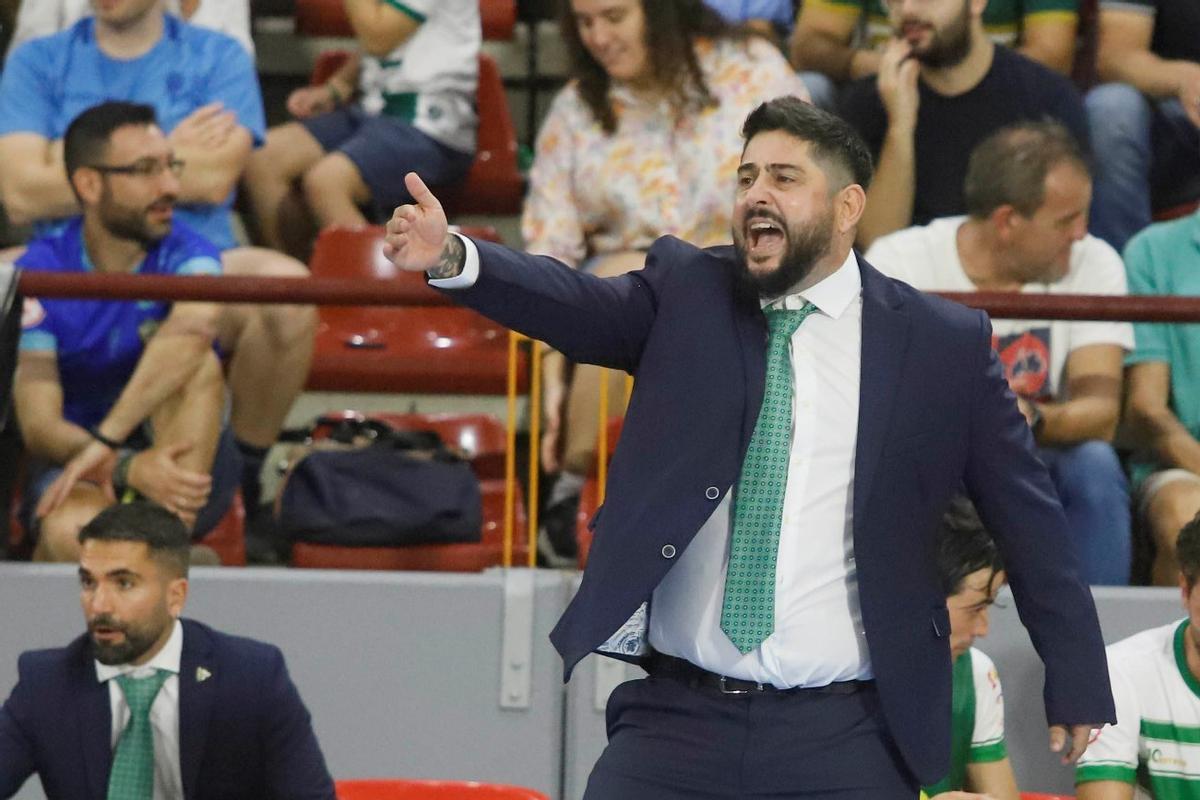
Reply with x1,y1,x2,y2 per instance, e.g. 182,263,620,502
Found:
0,501,336,799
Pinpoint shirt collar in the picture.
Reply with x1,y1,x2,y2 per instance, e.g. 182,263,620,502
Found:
95,618,183,683
761,249,861,319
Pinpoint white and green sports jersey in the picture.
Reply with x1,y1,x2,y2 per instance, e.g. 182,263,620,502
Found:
922,648,1008,796
358,0,480,154
1076,619,1200,799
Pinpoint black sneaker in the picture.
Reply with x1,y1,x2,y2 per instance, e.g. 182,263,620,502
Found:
536,493,580,569
244,503,290,566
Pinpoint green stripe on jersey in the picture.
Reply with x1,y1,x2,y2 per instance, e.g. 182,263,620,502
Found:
1076,763,1138,784
1175,620,1200,702
383,0,427,23
1143,719,1200,745
969,740,1007,763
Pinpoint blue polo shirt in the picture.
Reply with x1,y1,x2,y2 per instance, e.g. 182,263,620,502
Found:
17,217,222,430
0,15,266,251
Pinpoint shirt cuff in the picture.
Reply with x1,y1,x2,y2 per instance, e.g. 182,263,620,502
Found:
426,233,479,289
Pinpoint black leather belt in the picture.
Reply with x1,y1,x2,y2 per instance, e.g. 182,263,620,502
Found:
648,653,874,696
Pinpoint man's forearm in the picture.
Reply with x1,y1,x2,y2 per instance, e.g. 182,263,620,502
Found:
20,418,92,465
172,138,248,205
1099,50,1192,98
1138,406,1200,474
791,31,857,79
1038,398,1120,444
856,127,914,247
96,330,213,443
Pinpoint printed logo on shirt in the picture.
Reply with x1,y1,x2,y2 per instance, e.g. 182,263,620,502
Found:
993,328,1051,400
21,298,45,329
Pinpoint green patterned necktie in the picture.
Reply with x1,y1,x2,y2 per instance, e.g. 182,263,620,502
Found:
721,303,817,655
107,669,170,800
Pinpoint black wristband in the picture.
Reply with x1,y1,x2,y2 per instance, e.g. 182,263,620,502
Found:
88,427,124,450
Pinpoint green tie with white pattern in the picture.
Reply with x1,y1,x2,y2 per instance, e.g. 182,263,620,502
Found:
721,303,817,655
107,669,170,800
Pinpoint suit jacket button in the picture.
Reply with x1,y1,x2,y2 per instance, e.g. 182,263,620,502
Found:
705,486,720,500
661,544,677,559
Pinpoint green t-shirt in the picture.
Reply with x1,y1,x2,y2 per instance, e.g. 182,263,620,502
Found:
806,0,1078,50
922,648,1009,796
1123,213,1200,488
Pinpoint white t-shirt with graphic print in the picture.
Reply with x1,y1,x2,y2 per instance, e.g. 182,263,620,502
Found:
866,216,1134,402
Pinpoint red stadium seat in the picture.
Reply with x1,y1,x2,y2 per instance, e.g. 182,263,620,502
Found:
304,225,526,394
296,0,518,41
337,779,548,800
574,416,624,569
307,51,524,218
290,411,530,571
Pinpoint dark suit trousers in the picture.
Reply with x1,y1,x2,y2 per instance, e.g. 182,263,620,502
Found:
584,674,919,800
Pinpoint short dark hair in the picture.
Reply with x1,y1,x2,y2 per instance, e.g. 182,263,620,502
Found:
63,101,158,199
78,501,190,578
937,496,1004,596
1179,512,1200,589
963,121,1089,219
741,96,874,191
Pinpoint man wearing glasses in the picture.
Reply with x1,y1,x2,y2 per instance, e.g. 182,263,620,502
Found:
11,102,241,562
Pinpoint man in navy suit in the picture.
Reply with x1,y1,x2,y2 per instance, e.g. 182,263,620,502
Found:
0,501,336,799
384,96,1116,798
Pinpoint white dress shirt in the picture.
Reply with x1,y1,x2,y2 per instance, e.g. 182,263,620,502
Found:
96,619,185,800
433,240,870,687
650,249,870,688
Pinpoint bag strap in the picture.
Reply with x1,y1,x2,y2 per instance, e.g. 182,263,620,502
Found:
278,416,463,461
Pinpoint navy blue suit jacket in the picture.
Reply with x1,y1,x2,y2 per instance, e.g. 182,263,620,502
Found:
0,619,336,800
450,235,1116,785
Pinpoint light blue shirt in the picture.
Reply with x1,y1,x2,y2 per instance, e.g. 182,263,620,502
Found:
0,15,266,251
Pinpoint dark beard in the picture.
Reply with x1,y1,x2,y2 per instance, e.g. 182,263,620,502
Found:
88,615,167,666
733,209,834,299
912,2,972,69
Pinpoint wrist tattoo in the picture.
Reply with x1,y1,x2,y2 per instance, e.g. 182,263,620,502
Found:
428,235,466,279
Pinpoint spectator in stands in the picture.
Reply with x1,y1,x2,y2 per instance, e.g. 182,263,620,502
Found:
242,0,480,261
837,0,1088,247
704,0,796,39
867,122,1133,586
526,0,808,565
1074,513,1200,798
922,498,1019,800
1122,210,1200,586
0,501,337,798
1085,0,1200,253
9,0,254,56
791,0,1078,110
13,102,240,563
0,0,316,525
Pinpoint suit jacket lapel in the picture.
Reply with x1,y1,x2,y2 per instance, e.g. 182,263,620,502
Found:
733,282,768,455
75,646,113,800
179,620,216,799
853,258,910,526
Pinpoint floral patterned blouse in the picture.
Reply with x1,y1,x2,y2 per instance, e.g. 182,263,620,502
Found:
522,36,810,267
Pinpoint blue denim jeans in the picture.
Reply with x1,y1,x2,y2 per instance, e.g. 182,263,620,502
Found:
1086,83,1200,253
799,71,839,112
1037,440,1131,585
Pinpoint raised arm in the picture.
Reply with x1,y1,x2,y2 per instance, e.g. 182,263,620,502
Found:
168,104,254,205
855,40,920,247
